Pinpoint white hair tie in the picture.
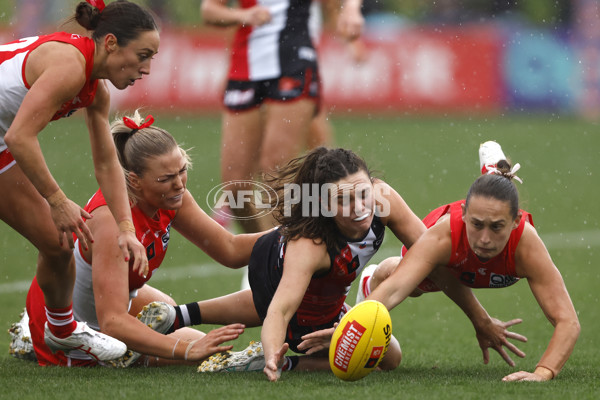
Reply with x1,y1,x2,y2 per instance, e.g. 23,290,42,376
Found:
484,163,523,184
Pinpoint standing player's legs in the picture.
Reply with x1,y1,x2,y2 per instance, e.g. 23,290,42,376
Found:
260,99,315,172
0,163,75,311
1,159,126,362
307,106,334,149
220,108,265,233
257,98,316,230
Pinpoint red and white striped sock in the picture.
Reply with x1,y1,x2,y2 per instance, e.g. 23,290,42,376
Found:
45,305,77,338
361,274,372,298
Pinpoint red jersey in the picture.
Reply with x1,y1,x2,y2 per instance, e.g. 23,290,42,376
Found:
0,32,98,132
411,200,533,291
82,189,176,291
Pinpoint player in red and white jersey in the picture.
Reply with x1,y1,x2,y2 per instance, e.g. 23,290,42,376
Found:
153,147,423,379
21,111,266,367
352,142,580,381
136,146,518,380
200,0,365,233
1,0,158,362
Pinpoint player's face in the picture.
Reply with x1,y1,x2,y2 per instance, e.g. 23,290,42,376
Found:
329,170,375,240
135,147,188,216
105,30,159,90
462,196,520,261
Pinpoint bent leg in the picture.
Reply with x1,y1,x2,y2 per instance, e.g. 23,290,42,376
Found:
378,335,402,370
0,164,74,308
199,289,262,327
129,284,177,317
370,256,402,293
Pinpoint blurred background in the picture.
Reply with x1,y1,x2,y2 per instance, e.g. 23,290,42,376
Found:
0,0,597,120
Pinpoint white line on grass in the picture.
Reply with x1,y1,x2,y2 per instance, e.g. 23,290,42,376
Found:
1,229,599,295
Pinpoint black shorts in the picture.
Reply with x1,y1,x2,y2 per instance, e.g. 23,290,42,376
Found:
223,66,321,111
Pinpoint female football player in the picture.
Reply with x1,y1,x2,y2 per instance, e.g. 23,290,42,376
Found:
306,142,580,381
138,146,526,381
21,111,267,367
1,0,156,361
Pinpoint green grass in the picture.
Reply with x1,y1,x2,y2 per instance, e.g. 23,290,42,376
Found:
1,113,599,399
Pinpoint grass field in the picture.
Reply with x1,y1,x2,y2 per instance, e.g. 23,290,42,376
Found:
0,113,598,399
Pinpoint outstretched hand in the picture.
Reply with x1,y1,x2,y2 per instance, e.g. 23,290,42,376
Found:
185,323,245,362
264,343,289,382
297,324,337,355
475,318,527,366
502,370,548,382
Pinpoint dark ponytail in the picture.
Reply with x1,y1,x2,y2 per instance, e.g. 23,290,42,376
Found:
73,1,157,46
466,159,520,220
267,147,372,251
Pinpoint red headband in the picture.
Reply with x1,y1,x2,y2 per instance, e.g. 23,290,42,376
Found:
86,0,106,11
123,115,155,132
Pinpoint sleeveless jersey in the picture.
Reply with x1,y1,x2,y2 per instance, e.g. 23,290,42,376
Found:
249,216,385,327
72,189,176,330
228,0,316,81
0,32,98,140
413,200,533,291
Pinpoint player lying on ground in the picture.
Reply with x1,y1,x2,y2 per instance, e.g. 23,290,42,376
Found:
122,147,525,381
301,141,580,381
11,112,267,367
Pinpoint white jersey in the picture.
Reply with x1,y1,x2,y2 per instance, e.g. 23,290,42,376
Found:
0,33,98,150
229,0,316,81
72,243,138,331
0,45,30,150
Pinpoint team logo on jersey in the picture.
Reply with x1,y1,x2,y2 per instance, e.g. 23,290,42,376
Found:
459,271,476,285
161,224,171,251
489,273,519,288
334,246,360,275
146,242,156,261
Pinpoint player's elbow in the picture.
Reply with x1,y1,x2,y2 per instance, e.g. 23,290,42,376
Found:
554,313,581,343
569,317,581,341
3,130,23,150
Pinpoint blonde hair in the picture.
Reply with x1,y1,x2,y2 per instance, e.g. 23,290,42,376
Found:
111,110,191,204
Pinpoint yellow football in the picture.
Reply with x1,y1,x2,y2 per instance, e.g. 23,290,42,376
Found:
329,300,392,381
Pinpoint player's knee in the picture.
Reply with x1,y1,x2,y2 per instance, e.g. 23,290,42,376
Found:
372,257,401,288
39,245,73,267
380,336,402,370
